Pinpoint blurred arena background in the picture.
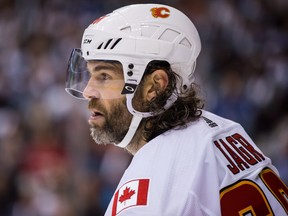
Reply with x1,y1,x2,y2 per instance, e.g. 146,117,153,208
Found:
0,0,287,215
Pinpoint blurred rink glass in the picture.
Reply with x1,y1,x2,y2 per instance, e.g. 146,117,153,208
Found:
0,0,287,215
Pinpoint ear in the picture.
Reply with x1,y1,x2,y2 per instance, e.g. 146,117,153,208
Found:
145,69,169,102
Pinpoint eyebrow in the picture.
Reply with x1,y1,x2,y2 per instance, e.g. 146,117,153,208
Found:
87,61,122,74
92,65,117,72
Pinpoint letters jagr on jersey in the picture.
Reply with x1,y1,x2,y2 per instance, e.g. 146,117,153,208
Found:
214,133,265,175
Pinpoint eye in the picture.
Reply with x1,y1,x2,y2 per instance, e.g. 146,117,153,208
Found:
93,72,113,82
99,73,111,80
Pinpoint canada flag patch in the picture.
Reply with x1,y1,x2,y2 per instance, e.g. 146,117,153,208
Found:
112,179,150,216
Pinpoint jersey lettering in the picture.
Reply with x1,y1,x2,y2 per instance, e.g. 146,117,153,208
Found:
214,140,240,174
232,133,265,162
226,136,258,166
214,133,265,175
202,116,218,128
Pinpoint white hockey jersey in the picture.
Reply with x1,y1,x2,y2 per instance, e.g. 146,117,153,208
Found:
105,110,288,216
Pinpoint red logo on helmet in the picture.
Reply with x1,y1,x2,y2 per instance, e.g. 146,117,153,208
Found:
92,15,109,24
151,7,170,18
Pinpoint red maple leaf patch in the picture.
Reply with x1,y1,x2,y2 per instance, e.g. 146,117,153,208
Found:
119,187,135,204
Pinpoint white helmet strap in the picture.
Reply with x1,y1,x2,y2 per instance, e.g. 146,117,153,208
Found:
116,115,143,148
116,91,178,148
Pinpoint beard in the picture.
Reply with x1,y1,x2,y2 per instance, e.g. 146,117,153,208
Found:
88,98,133,145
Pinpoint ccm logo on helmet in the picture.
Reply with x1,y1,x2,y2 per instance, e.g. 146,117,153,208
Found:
150,7,170,18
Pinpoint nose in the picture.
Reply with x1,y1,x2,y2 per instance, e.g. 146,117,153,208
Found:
82,82,100,100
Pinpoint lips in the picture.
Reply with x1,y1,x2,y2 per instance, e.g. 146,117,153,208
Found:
91,110,103,117
87,108,104,124
88,100,106,123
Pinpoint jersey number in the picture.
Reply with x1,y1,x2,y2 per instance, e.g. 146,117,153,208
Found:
220,168,288,215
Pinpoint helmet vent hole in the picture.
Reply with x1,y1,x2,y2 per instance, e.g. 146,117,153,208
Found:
183,85,187,90
128,64,134,69
127,71,133,76
120,26,131,33
104,39,113,49
97,38,122,50
97,42,103,49
141,25,158,37
159,29,180,42
110,38,122,49
180,38,191,48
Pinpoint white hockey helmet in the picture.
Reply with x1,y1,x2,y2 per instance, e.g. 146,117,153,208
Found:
66,4,201,147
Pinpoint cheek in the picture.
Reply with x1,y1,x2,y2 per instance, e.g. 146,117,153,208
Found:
105,96,127,114
108,80,125,94
89,80,125,100
98,88,123,99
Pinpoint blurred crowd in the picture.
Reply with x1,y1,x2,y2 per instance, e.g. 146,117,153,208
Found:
0,0,287,215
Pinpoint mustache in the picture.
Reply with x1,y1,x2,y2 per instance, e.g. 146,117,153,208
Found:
88,99,106,114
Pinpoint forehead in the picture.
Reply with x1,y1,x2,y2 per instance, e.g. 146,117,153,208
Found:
87,60,123,74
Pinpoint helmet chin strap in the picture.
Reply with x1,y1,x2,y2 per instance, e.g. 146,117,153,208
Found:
116,92,178,148
116,115,143,148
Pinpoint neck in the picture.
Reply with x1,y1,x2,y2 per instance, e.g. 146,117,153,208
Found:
125,123,147,155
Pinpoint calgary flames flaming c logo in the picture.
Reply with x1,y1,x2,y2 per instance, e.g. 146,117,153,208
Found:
150,7,170,18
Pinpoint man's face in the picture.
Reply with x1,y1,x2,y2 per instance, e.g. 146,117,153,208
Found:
83,60,133,145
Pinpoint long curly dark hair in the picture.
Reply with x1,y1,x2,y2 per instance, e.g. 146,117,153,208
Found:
136,60,204,142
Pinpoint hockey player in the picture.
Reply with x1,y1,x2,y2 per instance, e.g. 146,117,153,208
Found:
65,4,288,215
